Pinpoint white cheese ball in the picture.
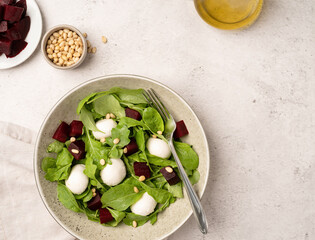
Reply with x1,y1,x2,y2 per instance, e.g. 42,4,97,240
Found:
131,192,157,216
100,158,126,186
65,164,89,195
92,119,117,140
146,137,171,159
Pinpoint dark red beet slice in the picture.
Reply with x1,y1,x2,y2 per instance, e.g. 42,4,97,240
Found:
5,16,30,40
6,39,26,57
124,138,138,156
87,192,102,211
99,208,114,224
0,0,15,6
0,36,11,55
125,108,142,121
160,166,180,185
3,5,23,22
0,6,3,21
0,21,7,32
14,0,26,18
68,140,85,160
173,120,189,139
134,162,150,179
52,121,70,143
69,120,83,137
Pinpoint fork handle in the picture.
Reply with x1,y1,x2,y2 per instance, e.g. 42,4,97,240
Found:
169,141,208,234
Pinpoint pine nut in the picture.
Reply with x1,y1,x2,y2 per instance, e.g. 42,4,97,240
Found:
100,137,106,143
92,192,96,197
157,131,163,135
139,175,145,182
100,159,105,165
70,137,76,142
165,167,173,173
133,186,139,193
71,149,79,154
101,36,107,43
91,188,96,193
87,40,91,48
92,47,97,53
123,147,128,154
113,138,120,144
105,113,111,119
152,135,157,138
110,113,116,119
83,33,87,38
132,220,137,228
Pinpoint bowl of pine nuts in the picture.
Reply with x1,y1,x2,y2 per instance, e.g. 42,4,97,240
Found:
41,25,87,69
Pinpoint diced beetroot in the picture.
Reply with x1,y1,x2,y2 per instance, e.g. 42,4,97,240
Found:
125,108,142,121
0,36,11,55
14,0,26,18
87,192,102,211
134,162,150,179
0,21,7,32
160,166,180,185
3,5,23,22
99,208,114,224
0,0,15,6
124,138,138,156
0,6,3,21
68,140,85,160
52,121,70,143
173,120,189,139
69,120,83,137
5,16,30,40
6,39,26,57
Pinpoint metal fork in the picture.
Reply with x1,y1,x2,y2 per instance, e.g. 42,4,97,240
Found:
143,89,208,234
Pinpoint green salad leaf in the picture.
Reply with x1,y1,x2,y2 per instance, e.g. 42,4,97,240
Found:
41,157,56,172
57,183,82,213
47,140,64,153
143,107,164,133
80,106,99,132
174,141,199,170
93,94,125,118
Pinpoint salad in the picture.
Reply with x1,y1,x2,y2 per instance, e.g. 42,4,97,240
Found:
42,87,200,228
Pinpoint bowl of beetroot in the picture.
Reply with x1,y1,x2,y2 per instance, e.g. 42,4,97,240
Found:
0,0,42,69
34,74,210,240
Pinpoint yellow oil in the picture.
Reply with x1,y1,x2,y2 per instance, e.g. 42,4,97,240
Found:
194,0,263,30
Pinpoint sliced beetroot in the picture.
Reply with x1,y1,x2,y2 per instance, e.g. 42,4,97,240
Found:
6,39,26,57
3,5,23,22
0,0,15,6
134,162,150,179
14,0,26,18
160,166,180,185
0,6,3,21
68,140,85,160
0,36,11,55
125,108,142,121
5,16,30,40
124,138,138,156
0,20,7,32
87,192,102,211
99,208,114,224
69,120,83,137
173,120,189,139
52,121,70,143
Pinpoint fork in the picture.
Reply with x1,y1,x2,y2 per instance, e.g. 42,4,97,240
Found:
143,89,208,234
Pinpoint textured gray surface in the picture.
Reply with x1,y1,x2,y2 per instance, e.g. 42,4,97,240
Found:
0,0,314,239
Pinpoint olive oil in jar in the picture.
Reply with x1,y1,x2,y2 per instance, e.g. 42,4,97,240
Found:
194,0,263,30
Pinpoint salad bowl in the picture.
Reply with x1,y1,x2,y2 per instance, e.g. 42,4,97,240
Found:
34,74,210,240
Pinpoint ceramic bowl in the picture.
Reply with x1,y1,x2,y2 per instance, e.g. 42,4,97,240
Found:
34,74,210,240
41,24,87,70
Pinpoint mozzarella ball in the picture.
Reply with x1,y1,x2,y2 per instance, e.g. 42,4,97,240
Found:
100,158,126,186
65,164,89,195
131,192,157,216
146,137,171,159
92,119,117,140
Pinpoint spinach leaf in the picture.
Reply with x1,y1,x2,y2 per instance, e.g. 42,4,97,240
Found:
46,141,64,153
101,183,144,211
110,87,147,104
106,208,126,227
135,128,146,151
119,117,146,128
111,125,130,147
93,94,125,118
139,182,172,204
80,106,99,132
123,213,151,227
57,183,82,213
143,107,164,133
77,92,97,114
165,182,183,198
45,164,71,181
174,141,199,170
146,153,177,168
41,157,56,172
189,170,200,185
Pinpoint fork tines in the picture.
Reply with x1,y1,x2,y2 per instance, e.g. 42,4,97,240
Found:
143,89,170,121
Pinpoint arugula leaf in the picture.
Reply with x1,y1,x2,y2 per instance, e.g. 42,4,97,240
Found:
84,157,105,189
101,183,144,211
174,141,199,170
110,87,147,104
83,208,100,222
135,128,146,151
146,153,177,168
106,208,126,227
118,117,146,128
165,182,183,198
77,92,97,114
56,148,73,167
139,182,172,204
80,106,99,132
82,190,93,202
109,145,123,159
46,141,64,153
111,125,130,147
189,170,200,185
57,183,82,213
123,213,151,227
41,157,56,172
93,94,125,118
45,164,71,181
143,107,164,133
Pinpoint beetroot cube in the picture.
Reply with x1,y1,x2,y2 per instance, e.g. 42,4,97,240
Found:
5,16,30,40
173,120,189,139
0,6,3,20
160,166,180,185
0,36,11,55
87,192,102,211
0,21,7,32
69,120,83,137
14,0,26,18
3,5,23,22
7,39,27,57
99,208,114,224
0,0,15,6
125,108,142,120
68,140,85,160
124,138,138,156
134,162,150,179
52,121,70,143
